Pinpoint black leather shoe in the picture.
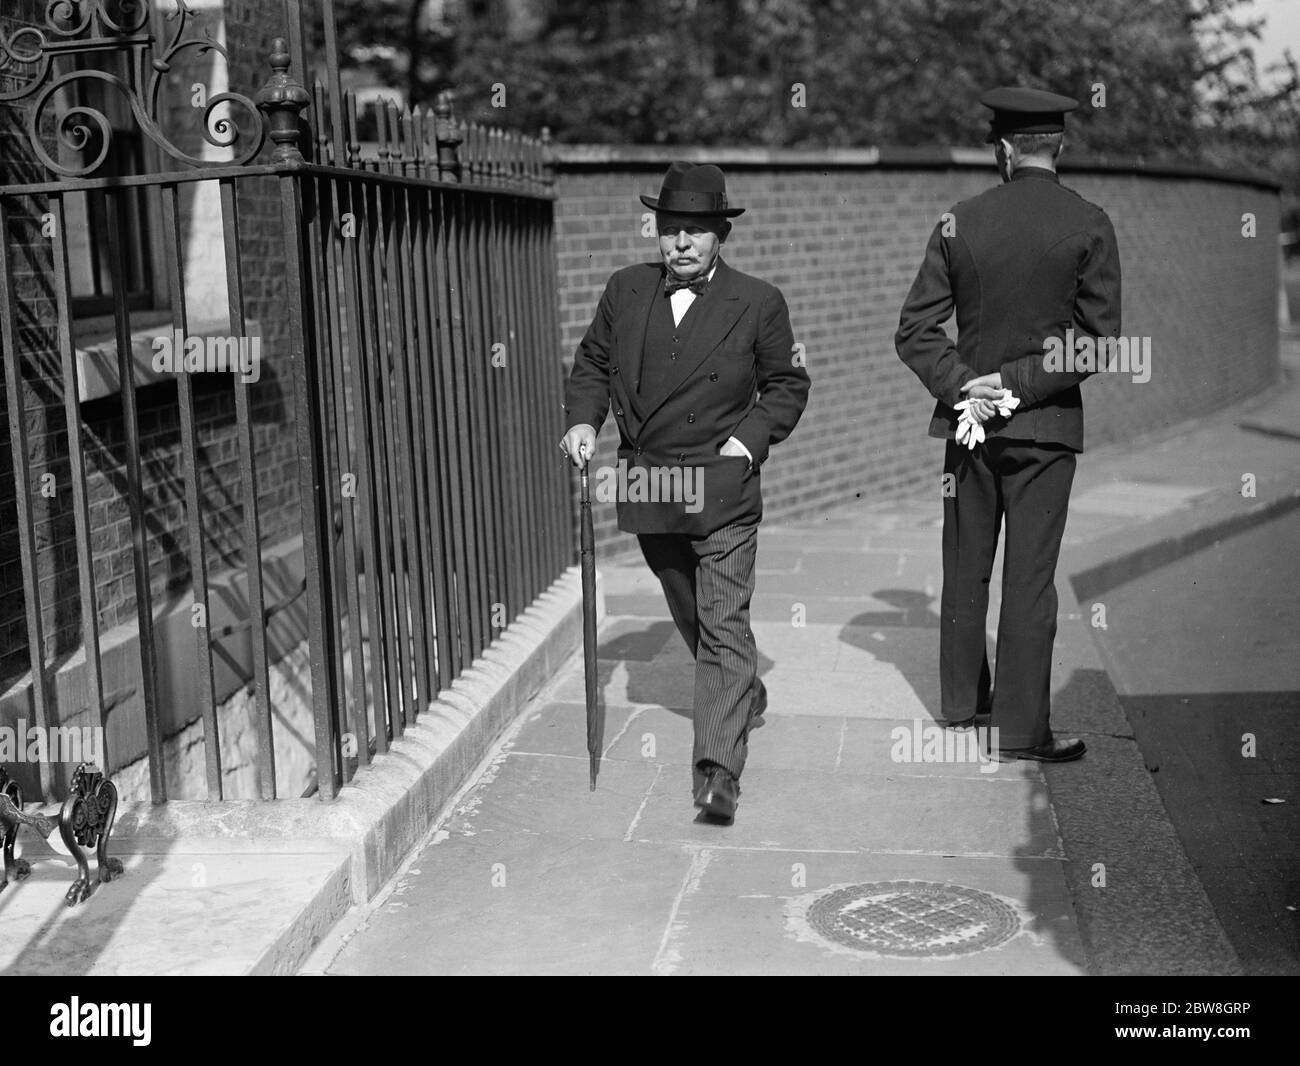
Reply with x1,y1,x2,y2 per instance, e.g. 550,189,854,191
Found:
996,738,1086,763
694,765,740,819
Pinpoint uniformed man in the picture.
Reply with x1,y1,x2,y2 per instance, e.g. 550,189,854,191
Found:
895,87,1122,762
561,162,810,819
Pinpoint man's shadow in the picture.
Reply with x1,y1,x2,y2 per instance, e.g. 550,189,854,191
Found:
597,619,773,717
595,618,773,824
839,588,945,725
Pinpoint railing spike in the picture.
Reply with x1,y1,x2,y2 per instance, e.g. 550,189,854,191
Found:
540,126,555,191
461,120,475,184
313,79,331,164
411,105,426,172
344,89,361,168
401,106,415,173
376,100,391,170
433,90,462,183
386,100,402,174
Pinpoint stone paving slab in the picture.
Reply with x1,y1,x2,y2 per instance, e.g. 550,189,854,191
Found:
657,850,1086,976
834,717,1038,780
550,658,697,709
326,835,693,976
628,766,1061,858
441,753,664,842
512,700,669,758
324,702,1073,976
760,666,931,720
0,838,351,976
1069,480,1216,517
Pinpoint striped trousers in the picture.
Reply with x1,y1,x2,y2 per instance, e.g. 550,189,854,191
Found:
638,522,764,785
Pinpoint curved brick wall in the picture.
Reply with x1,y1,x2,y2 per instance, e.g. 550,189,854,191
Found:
554,147,1281,552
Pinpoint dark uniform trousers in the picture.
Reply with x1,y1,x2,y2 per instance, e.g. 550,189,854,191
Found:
941,438,1076,748
638,523,763,785
896,167,1121,750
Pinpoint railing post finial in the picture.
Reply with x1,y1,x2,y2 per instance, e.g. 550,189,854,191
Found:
433,90,463,183
256,38,312,163
540,126,556,191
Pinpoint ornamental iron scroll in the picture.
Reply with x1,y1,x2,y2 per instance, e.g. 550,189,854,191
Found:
0,0,266,178
0,762,124,906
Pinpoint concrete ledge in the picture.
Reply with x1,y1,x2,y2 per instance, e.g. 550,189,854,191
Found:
73,314,264,404
102,565,596,974
1070,482,1300,601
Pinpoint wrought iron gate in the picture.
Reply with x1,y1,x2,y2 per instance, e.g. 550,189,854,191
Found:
0,0,571,803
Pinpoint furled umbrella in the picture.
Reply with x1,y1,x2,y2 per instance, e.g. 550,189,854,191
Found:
580,459,603,788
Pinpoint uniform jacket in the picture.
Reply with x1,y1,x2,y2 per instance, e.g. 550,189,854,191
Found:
564,258,810,536
895,166,1122,451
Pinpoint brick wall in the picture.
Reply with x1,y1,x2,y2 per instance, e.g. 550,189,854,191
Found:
554,149,1281,555
0,1,305,686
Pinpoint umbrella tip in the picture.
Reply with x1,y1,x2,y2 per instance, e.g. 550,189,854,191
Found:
589,754,599,790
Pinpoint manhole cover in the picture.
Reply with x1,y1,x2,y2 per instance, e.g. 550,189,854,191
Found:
805,881,1021,958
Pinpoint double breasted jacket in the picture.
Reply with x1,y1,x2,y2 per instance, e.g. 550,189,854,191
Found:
564,259,811,535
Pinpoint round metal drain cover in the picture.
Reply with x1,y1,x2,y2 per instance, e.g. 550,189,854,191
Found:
805,881,1020,958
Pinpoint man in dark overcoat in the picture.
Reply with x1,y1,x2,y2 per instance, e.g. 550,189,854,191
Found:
562,161,811,817
895,88,1123,762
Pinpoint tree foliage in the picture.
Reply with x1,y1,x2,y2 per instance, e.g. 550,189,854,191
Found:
323,0,1299,203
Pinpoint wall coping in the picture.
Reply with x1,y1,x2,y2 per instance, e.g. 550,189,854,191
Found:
553,143,1281,192
73,313,263,405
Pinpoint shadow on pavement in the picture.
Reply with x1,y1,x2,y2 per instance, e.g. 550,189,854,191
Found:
1121,690,1300,975
840,588,944,724
839,588,1088,971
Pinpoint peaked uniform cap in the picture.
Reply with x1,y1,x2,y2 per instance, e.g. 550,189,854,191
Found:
639,161,745,217
981,86,1079,143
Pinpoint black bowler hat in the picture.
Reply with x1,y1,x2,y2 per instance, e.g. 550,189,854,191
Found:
639,161,745,217
981,86,1079,144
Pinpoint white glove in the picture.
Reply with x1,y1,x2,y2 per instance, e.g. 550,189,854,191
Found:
954,389,1019,451
990,388,1020,417
954,408,985,450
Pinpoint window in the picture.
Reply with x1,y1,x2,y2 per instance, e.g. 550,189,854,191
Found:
59,24,168,317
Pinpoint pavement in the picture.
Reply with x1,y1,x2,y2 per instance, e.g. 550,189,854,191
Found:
314,330,1300,977
3,332,1294,977
1090,508,1300,975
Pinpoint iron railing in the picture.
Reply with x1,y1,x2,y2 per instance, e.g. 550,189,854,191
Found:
0,0,571,803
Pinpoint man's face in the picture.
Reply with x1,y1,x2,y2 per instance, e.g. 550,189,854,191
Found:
657,213,728,279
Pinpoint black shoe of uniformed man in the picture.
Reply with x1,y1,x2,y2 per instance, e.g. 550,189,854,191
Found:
942,710,992,731
996,738,1086,763
941,700,992,731
694,763,740,819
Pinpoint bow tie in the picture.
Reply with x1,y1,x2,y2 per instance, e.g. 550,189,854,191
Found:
664,274,709,296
